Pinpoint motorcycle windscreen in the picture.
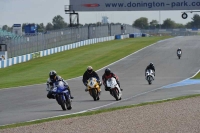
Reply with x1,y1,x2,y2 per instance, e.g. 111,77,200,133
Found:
55,81,67,92
177,51,182,54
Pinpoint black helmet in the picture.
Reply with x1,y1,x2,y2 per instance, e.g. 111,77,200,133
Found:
49,70,57,80
150,62,153,66
87,66,93,74
105,68,111,76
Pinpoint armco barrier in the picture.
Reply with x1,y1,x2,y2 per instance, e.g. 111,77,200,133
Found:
0,36,115,68
129,33,142,38
0,33,144,68
115,35,121,39
115,34,130,40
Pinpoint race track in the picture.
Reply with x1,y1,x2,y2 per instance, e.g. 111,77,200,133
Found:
1,36,200,126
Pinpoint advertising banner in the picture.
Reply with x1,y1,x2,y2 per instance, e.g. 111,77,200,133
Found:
70,0,200,11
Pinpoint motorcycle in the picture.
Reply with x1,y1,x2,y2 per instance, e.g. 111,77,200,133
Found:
177,50,182,59
47,81,72,111
145,69,154,85
86,77,101,101
106,77,122,101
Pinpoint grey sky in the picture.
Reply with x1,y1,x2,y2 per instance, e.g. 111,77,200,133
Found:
0,0,198,27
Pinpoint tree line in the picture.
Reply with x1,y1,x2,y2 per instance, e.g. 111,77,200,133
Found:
1,15,69,32
1,14,200,33
133,14,200,29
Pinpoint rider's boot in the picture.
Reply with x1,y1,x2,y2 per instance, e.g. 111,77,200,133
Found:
68,89,74,99
85,87,88,92
116,80,123,91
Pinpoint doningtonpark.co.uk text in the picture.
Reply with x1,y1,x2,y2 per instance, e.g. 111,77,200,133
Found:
104,1,200,8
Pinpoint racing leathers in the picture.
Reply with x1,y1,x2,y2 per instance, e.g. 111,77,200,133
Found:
82,71,101,87
177,49,182,55
102,72,122,91
145,65,155,76
46,75,73,99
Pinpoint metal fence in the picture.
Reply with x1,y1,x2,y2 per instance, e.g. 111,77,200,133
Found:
0,24,140,58
122,24,141,35
141,29,199,36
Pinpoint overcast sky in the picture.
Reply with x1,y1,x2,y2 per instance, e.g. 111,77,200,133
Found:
0,0,198,27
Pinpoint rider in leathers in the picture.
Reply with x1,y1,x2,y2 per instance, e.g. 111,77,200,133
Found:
145,63,155,76
82,66,101,91
177,48,182,54
46,70,74,99
102,68,123,91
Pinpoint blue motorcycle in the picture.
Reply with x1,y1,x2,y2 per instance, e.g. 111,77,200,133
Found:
51,81,72,110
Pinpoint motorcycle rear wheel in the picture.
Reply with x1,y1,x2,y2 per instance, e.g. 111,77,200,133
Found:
91,88,98,101
112,88,119,101
65,94,72,110
58,95,66,111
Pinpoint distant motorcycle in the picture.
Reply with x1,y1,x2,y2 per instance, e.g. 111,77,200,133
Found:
47,81,72,111
106,77,122,101
177,50,182,59
145,69,154,85
86,77,101,101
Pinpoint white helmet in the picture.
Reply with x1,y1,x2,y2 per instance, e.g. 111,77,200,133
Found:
87,66,93,74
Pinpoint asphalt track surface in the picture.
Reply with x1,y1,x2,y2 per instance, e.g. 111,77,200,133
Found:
1,36,200,126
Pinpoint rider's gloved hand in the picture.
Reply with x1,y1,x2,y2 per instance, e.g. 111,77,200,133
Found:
97,80,102,86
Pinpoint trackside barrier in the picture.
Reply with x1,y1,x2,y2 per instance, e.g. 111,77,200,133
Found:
129,33,142,38
142,33,150,37
0,36,115,68
115,34,130,40
0,33,146,68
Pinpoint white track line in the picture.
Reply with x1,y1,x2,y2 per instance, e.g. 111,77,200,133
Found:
1,36,193,127
1,37,178,90
1,68,199,127
160,69,200,89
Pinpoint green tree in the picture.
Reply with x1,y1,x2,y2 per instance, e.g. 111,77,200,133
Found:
162,18,176,29
45,23,54,31
39,23,45,30
133,17,148,29
52,15,68,30
2,25,9,31
191,14,200,28
149,20,159,29
175,23,185,28
37,23,45,32
185,22,192,28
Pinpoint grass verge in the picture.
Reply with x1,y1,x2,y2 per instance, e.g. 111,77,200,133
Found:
1,94,200,130
192,71,200,79
0,36,171,89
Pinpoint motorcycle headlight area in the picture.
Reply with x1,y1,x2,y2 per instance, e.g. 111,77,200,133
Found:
88,84,97,89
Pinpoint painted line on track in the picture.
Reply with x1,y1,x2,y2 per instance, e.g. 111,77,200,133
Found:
0,37,178,91
2,36,196,127
160,69,200,89
1,68,199,127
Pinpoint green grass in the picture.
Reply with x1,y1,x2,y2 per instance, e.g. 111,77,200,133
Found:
192,73,200,79
1,94,200,130
0,36,171,89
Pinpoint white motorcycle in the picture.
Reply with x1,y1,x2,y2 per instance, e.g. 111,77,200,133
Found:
145,69,155,85
177,50,182,59
106,77,122,101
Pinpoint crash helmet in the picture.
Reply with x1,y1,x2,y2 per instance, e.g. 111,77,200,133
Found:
49,70,57,81
150,62,153,66
105,68,111,76
87,66,93,74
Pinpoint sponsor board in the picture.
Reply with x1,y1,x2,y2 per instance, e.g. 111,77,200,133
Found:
70,0,200,11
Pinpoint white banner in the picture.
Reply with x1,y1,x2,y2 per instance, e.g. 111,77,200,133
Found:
70,0,200,11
